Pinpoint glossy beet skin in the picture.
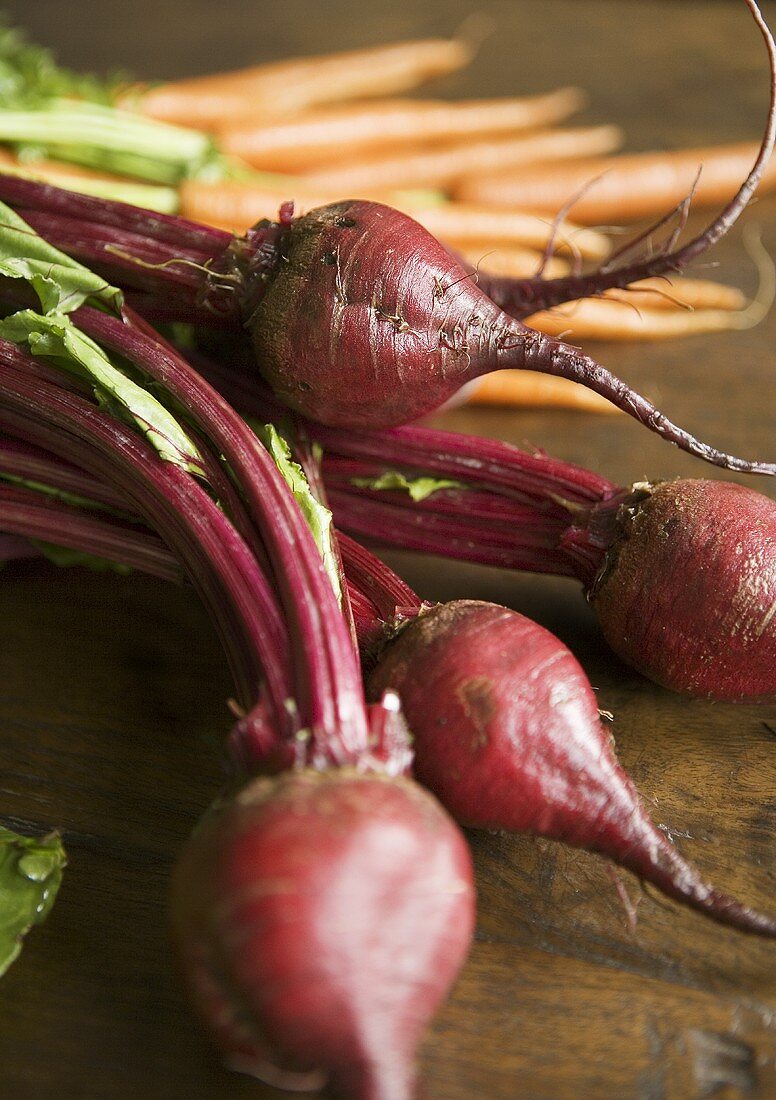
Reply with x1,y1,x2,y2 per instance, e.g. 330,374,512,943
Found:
589,479,776,702
170,768,475,1100
367,600,776,935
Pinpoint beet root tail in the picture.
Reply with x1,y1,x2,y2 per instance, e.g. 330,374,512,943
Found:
511,329,776,476
609,815,776,937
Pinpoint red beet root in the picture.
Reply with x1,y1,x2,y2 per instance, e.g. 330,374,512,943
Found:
367,600,776,936
237,197,775,477
170,767,475,1099
3,175,774,474
585,478,776,702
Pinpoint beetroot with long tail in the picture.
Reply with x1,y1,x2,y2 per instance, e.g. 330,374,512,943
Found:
1,4,775,474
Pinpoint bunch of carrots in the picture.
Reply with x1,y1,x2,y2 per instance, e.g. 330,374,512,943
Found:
1,22,774,412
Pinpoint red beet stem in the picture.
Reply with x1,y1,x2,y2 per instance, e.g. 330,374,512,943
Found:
18,209,215,299
74,305,369,762
328,485,578,576
0,171,231,251
338,532,424,622
281,418,617,506
0,342,292,718
0,481,182,583
0,434,131,512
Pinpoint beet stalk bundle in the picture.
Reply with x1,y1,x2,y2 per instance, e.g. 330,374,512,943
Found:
307,421,776,705
168,344,776,705
0,237,476,1096
5,434,776,939
0,3,774,473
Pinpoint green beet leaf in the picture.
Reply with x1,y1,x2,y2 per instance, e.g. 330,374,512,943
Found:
351,469,464,501
254,422,343,604
0,199,123,314
0,825,66,977
0,310,206,477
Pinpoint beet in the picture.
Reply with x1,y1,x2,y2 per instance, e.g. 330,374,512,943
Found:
3,420,773,939
586,478,776,701
367,600,776,936
307,420,776,703
0,295,477,1096
170,767,475,1100
1,179,775,475
230,196,773,479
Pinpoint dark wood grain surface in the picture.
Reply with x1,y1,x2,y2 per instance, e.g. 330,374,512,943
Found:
0,2,774,1097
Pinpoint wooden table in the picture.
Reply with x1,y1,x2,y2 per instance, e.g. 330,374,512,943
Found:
0,2,774,1096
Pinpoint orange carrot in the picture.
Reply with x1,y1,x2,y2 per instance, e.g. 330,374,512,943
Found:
178,180,612,262
178,178,397,231
524,296,756,341
301,125,622,193
129,38,474,129
605,276,746,312
405,201,611,260
454,141,776,223
459,244,570,279
457,371,618,411
218,87,585,169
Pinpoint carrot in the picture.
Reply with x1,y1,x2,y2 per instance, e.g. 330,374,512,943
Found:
523,296,757,341
129,38,475,130
605,276,746,312
401,201,611,260
302,125,622,194
459,244,570,279
455,140,776,223
178,181,611,261
177,177,437,232
218,87,585,170
456,371,618,411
